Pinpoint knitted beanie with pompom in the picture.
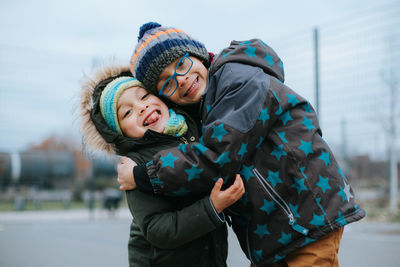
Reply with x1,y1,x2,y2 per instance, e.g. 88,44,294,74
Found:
130,22,209,95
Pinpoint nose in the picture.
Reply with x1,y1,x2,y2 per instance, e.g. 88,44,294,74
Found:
176,75,189,88
139,104,149,115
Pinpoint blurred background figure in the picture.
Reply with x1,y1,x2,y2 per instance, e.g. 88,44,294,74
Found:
102,187,122,217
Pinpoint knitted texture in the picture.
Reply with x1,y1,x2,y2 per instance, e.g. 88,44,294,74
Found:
100,76,144,134
163,109,188,137
130,22,209,95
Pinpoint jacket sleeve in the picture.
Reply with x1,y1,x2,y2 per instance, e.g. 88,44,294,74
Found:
126,190,225,249
146,63,287,195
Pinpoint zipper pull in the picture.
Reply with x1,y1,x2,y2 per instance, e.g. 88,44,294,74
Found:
180,137,188,144
288,214,295,225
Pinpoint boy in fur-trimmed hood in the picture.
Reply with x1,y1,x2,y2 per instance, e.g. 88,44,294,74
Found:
79,63,244,267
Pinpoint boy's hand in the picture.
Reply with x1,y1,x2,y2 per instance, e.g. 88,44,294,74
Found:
117,156,137,191
210,174,245,214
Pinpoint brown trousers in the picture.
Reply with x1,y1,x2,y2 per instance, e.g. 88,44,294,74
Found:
251,227,344,267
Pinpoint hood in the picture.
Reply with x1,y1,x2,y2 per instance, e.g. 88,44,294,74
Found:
80,63,193,157
210,39,285,83
80,63,131,155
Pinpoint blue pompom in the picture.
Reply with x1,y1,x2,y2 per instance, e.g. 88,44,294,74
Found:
138,22,162,41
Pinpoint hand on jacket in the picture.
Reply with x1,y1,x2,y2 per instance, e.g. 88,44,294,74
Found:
210,174,245,214
117,156,137,190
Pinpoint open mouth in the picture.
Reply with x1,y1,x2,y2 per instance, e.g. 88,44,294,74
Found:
143,110,161,126
184,76,199,97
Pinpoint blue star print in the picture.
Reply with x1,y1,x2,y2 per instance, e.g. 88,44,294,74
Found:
239,41,252,45
256,137,264,149
292,178,307,195
160,152,179,168
260,40,268,47
252,249,263,262
185,165,203,181
254,224,270,238
260,199,276,214
222,51,234,58
317,176,331,193
238,142,248,159
272,91,281,103
274,254,285,263
298,140,313,156
258,107,270,126
302,116,315,131
318,150,331,166
289,203,300,218
338,168,346,180
240,191,249,206
335,212,347,227
300,166,307,178
309,213,325,227
337,186,347,202
193,143,208,156
315,198,327,216
243,45,257,58
287,93,300,106
267,170,283,187
303,102,312,113
275,105,283,116
302,237,316,246
173,187,191,196
178,144,187,153
264,53,274,66
270,144,287,160
277,232,292,245
211,124,228,142
215,151,231,167
277,131,288,143
240,165,254,181
279,111,293,125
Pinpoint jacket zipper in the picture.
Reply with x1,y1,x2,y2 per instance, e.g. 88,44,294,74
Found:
180,137,189,144
252,168,309,236
246,224,257,266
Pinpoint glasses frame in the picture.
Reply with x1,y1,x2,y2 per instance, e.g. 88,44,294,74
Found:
159,53,193,98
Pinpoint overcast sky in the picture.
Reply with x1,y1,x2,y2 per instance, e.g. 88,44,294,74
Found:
0,0,396,153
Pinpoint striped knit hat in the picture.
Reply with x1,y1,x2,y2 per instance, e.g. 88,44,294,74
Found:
130,22,210,95
100,76,144,135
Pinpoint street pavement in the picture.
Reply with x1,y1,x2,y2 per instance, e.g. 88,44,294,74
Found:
1,209,399,267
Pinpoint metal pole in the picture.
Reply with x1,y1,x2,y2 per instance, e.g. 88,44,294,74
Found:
341,119,349,176
314,28,320,117
389,66,398,213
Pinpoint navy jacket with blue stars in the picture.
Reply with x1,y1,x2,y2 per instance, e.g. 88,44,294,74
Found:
145,39,365,266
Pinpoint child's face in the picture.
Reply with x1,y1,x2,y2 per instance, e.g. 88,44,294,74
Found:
117,86,169,138
157,55,208,106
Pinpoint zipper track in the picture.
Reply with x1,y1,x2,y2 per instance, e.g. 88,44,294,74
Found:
252,168,294,224
246,225,256,266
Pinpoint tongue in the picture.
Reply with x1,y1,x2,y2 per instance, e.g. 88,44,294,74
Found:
145,111,160,126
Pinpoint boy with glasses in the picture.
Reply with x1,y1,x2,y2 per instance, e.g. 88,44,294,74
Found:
119,22,365,266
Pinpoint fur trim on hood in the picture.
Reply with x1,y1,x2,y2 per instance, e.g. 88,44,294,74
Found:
79,63,131,155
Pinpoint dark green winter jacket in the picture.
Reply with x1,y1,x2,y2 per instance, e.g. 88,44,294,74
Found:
81,65,228,267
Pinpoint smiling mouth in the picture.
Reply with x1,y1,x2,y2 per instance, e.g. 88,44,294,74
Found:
184,76,199,97
143,110,161,126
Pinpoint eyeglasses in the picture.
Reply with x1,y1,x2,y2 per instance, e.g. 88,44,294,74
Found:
159,53,193,98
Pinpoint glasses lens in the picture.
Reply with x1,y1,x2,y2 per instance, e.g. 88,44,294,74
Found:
161,78,178,96
175,55,193,75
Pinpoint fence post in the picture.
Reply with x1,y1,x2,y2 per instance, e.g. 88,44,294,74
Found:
313,27,320,118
